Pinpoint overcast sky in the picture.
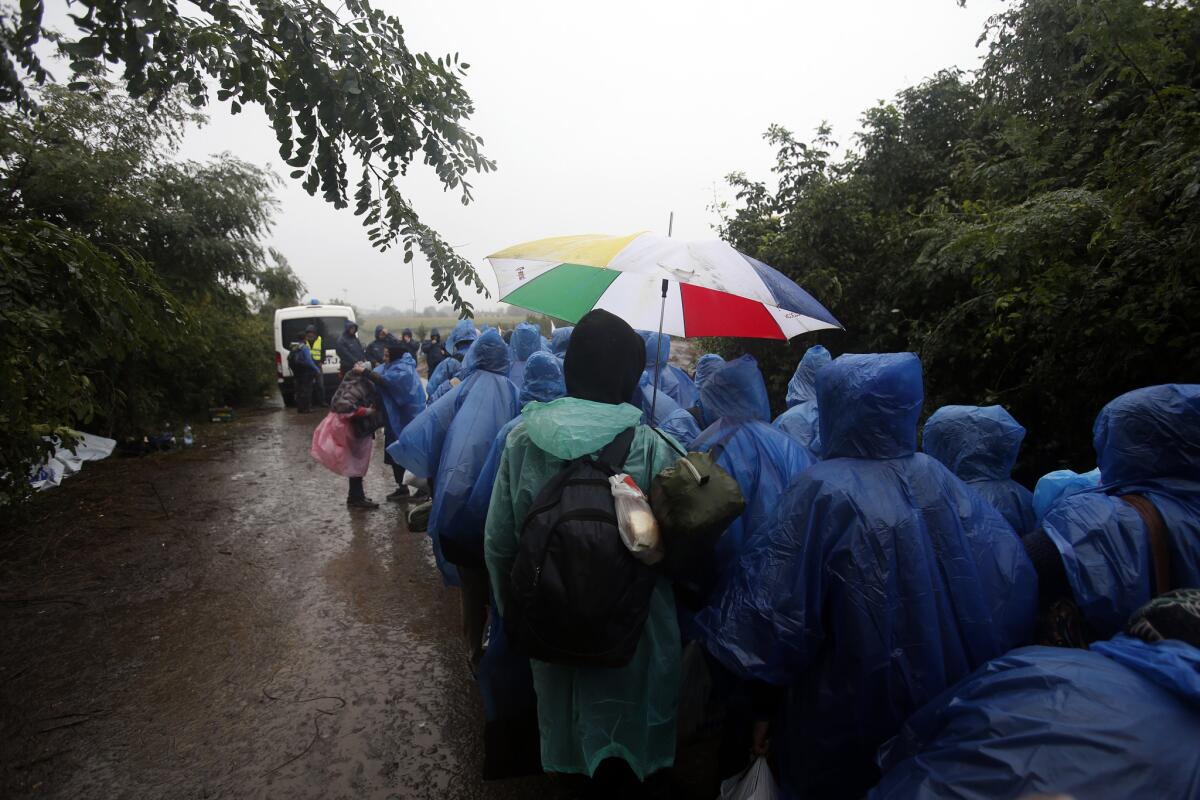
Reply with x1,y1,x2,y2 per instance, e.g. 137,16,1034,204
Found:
160,1,997,310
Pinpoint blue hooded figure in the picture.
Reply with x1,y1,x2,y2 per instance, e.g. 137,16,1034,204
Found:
1032,467,1101,524
691,355,815,594
445,319,479,357
550,326,573,361
1033,384,1200,639
637,330,698,411
507,322,544,391
425,357,461,405
692,353,725,395
871,590,1200,800
390,330,520,585
632,376,701,448
773,345,832,456
373,351,426,441
923,405,1037,535
460,352,568,779
694,353,1037,800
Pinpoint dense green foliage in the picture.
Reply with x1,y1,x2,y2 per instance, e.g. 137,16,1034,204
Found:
717,0,1199,476
0,82,302,502
1,0,493,313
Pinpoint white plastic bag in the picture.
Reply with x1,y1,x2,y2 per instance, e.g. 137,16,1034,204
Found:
609,473,664,565
402,470,429,493
719,757,780,800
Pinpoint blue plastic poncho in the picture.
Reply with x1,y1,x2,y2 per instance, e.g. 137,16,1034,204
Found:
390,330,519,584
426,356,461,402
695,353,1037,799
693,353,725,396
772,345,832,456
550,326,573,360
372,353,426,437
923,405,1037,535
464,352,567,555
638,330,698,410
691,355,815,591
445,319,479,356
631,376,701,448
871,635,1200,800
1032,467,1101,523
1041,384,1200,638
507,322,544,391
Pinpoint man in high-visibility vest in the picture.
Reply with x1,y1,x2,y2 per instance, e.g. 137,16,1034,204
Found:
303,325,326,408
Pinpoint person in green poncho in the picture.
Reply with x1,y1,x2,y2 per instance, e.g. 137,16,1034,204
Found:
484,309,682,795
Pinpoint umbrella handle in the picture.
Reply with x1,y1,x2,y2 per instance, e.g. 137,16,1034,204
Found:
649,279,668,424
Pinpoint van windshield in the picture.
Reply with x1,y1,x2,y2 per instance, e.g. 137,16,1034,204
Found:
282,316,350,360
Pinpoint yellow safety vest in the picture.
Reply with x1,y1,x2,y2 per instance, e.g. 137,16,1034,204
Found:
309,335,323,363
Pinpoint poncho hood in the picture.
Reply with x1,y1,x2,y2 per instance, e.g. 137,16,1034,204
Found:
447,319,479,353
1093,384,1200,485
923,404,1026,482
785,345,832,408
818,353,922,460
550,326,573,357
693,354,725,395
642,330,671,371
511,322,543,361
520,351,566,405
523,397,643,461
461,329,510,375
700,355,771,428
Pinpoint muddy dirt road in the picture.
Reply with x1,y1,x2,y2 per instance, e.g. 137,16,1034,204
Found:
0,403,566,799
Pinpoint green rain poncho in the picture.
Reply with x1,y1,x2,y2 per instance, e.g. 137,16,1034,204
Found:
484,397,682,779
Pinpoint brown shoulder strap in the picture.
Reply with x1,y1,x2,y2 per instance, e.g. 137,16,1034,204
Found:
1120,494,1172,597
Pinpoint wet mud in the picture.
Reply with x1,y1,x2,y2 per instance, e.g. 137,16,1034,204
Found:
0,404,564,799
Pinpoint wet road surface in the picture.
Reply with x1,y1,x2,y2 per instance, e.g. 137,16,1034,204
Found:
0,403,567,799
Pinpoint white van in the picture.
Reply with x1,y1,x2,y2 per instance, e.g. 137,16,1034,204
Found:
274,302,357,407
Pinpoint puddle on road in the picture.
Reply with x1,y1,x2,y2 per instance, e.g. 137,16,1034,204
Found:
1,406,556,800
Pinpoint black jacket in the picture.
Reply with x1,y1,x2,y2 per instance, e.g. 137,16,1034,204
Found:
335,328,366,367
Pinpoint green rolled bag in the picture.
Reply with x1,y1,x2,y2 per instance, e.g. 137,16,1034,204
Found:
650,451,745,577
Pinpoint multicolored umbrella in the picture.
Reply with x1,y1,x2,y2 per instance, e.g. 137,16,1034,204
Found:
486,232,842,340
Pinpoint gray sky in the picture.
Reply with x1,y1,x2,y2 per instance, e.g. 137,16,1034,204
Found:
169,0,998,311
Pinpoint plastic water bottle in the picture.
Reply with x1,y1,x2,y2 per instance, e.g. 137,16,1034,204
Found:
183,425,194,447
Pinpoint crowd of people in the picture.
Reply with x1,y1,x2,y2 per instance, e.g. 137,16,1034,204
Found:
305,310,1200,799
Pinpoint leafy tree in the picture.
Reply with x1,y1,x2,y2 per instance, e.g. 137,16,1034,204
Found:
718,0,1199,477
0,81,295,503
1,0,494,313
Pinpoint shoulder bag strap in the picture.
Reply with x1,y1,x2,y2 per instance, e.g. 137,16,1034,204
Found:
1120,493,1172,597
597,427,637,472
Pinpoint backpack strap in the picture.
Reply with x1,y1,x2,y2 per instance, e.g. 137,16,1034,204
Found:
1120,493,1173,597
595,427,637,473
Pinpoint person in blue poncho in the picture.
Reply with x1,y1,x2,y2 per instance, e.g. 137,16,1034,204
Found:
923,405,1037,535
772,345,831,456
695,353,1037,800
688,353,725,425
425,356,461,405
458,351,566,780
390,330,519,666
637,330,698,411
506,322,544,391
364,344,427,501
550,325,572,361
870,588,1200,800
690,355,815,599
1023,384,1200,644
445,318,478,359
1032,467,1101,524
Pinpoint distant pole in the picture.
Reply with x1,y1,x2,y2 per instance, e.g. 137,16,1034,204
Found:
668,211,674,237
410,262,417,316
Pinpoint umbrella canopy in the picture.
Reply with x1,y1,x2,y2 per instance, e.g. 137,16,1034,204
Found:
486,232,842,340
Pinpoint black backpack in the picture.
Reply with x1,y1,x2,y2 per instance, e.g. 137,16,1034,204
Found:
506,427,657,668
287,347,307,374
